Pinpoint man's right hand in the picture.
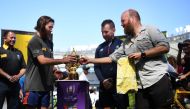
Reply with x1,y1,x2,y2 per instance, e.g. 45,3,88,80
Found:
102,78,113,90
62,55,77,64
79,56,90,64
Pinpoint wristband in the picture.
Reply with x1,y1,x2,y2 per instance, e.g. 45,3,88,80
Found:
141,51,146,59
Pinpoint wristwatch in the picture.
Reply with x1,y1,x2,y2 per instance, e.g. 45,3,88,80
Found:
141,51,146,59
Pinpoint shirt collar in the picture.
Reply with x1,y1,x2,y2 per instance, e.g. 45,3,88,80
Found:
3,43,15,50
138,25,146,35
134,25,146,39
3,43,9,50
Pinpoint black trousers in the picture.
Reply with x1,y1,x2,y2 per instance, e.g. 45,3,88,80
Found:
136,75,173,109
0,81,20,109
99,83,129,109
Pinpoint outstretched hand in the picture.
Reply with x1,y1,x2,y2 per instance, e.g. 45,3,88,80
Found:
79,56,89,65
63,55,77,64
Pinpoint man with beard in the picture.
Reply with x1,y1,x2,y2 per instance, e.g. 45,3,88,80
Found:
80,9,173,109
23,16,77,109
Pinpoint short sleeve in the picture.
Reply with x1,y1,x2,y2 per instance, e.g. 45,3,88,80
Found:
18,50,26,68
28,37,44,58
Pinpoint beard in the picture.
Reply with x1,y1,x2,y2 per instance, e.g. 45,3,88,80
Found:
40,30,52,40
124,22,135,37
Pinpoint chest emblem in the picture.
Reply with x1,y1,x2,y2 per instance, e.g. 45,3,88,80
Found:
0,54,7,58
17,54,21,60
42,48,47,51
116,45,120,49
100,48,103,52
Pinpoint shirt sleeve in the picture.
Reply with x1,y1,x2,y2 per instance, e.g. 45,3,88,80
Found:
19,51,26,68
0,48,2,68
109,44,124,62
28,37,44,58
94,47,105,82
109,42,135,62
147,26,169,49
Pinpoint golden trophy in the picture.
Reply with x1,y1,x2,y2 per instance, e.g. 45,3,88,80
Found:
65,48,80,80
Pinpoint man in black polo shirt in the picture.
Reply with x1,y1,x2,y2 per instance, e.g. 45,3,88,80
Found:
0,31,26,109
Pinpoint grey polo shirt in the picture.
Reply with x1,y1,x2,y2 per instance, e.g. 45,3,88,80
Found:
110,25,169,89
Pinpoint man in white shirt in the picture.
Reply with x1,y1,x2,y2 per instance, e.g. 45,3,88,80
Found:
79,65,92,108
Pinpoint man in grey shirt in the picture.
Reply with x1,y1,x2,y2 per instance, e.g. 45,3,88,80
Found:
81,9,173,109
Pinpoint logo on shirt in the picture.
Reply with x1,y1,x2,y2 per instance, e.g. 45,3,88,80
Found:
100,48,103,52
17,54,21,60
0,54,7,58
42,48,47,51
116,45,120,49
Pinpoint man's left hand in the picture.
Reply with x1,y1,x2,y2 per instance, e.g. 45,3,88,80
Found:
128,52,141,60
9,75,20,82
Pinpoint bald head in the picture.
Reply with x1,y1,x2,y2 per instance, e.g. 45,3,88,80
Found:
121,9,142,36
122,9,141,21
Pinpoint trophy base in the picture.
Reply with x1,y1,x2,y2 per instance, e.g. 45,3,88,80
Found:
67,73,79,80
57,80,90,109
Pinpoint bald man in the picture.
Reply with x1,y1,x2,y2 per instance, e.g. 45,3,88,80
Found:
81,9,173,109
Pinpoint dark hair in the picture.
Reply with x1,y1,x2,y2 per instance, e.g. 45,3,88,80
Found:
101,19,115,29
3,31,14,39
167,56,177,69
183,39,190,43
128,9,141,21
34,16,54,33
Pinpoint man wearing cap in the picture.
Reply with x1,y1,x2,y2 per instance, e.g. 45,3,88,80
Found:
79,65,90,81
